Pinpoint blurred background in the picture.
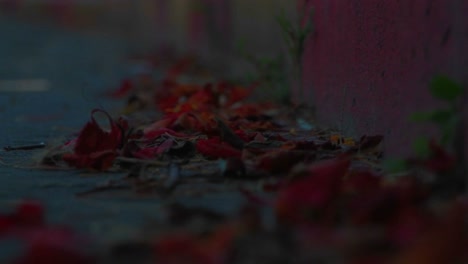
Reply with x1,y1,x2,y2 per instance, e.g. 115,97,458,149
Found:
0,0,296,74
0,0,299,106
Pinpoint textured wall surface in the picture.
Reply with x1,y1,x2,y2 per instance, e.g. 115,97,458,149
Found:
300,0,468,157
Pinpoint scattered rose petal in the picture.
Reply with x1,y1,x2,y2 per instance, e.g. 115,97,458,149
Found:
196,137,242,159
62,109,126,171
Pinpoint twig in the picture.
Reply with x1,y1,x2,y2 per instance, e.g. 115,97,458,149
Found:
115,157,169,167
76,185,130,197
3,142,46,151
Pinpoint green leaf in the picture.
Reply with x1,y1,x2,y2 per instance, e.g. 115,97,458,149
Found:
410,110,454,124
440,117,458,146
430,110,456,124
412,136,431,158
409,112,435,122
383,159,408,173
440,129,453,146
430,75,463,101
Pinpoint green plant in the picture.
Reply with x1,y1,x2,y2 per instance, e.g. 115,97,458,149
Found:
235,39,290,103
384,75,465,177
276,7,314,104
233,7,314,104
410,76,464,150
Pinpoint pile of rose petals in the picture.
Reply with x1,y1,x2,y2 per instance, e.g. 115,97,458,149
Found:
32,56,467,263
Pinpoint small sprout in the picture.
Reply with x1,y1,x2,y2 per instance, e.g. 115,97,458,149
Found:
276,7,314,66
275,7,314,104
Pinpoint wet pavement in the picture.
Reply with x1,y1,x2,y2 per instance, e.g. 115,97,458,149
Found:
0,17,245,245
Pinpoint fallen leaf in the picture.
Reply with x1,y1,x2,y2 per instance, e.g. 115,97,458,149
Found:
132,138,174,159
62,109,126,171
196,137,242,159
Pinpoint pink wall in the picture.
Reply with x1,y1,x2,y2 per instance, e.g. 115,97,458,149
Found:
300,0,468,157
